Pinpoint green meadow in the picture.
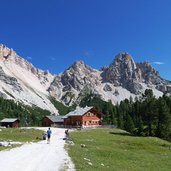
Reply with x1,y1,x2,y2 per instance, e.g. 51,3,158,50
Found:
0,128,43,150
67,128,171,171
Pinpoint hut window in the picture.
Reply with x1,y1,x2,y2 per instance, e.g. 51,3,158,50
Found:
87,112,91,116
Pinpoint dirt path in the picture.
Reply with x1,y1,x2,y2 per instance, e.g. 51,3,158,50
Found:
0,128,75,171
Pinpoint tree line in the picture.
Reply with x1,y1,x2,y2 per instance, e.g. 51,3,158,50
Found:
0,96,75,126
0,89,171,140
0,97,50,126
80,89,171,140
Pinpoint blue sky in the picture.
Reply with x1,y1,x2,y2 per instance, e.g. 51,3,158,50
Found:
1,0,171,80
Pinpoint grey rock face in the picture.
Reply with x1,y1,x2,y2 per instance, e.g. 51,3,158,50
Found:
125,81,143,95
0,91,8,98
102,52,138,84
48,60,101,103
0,66,23,92
113,89,119,96
0,44,171,108
167,85,171,93
102,52,143,93
137,61,160,84
48,52,171,105
0,44,58,113
60,60,99,90
101,52,171,95
103,84,112,92
0,44,53,86
137,61,170,92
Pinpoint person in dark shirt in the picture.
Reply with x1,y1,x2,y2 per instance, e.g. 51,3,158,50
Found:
47,128,52,144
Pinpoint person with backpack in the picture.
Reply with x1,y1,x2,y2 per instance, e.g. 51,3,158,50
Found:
47,127,52,144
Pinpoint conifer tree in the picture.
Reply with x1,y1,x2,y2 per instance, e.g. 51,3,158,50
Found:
156,97,171,138
124,114,135,134
137,116,144,135
142,89,157,136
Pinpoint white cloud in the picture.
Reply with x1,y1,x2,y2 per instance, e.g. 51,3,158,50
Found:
153,61,164,65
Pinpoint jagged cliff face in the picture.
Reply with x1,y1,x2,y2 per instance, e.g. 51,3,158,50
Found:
0,44,170,111
60,60,100,91
0,44,53,88
136,62,170,92
0,44,58,113
102,53,144,94
48,61,101,104
48,52,171,105
103,53,139,84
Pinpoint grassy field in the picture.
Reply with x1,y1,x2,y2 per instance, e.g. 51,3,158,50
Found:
0,128,43,151
67,128,171,171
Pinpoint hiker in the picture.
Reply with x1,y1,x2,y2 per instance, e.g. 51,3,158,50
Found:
47,128,52,144
42,131,47,140
65,129,69,140
36,131,47,140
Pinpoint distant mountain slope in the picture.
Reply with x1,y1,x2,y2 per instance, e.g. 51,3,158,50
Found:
48,52,171,105
0,44,170,112
0,44,57,113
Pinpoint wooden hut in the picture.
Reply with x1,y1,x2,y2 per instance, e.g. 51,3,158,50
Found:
63,106,102,128
0,118,20,128
42,115,64,127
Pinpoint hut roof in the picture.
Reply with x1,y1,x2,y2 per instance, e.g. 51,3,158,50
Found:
63,106,94,118
0,118,19,123
46,115,64,123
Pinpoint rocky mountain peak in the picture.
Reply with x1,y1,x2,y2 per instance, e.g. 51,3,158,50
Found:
0,44,57,113
102,52,139,85
58,60,100,89
136,61,161,85
112,52,136,69
0,44,33,68
48,60,101,104
67,60,94,74
101,52,145,94
0,44,54,84
0,44,170,109
0,44,15,61
115,52,133,60
138,61,158,74
72,60,85,67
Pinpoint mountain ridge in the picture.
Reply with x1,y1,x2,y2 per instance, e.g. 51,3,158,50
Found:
0,44,171,113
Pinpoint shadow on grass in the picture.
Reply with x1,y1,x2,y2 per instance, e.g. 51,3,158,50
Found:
109,131,134,137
